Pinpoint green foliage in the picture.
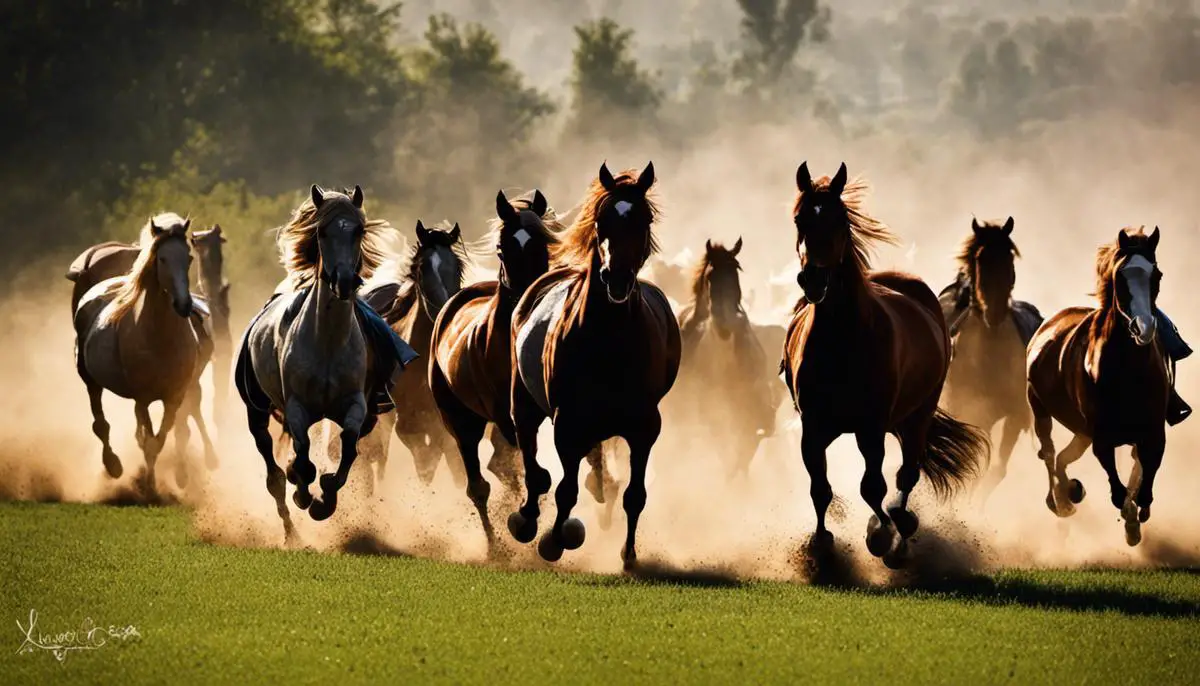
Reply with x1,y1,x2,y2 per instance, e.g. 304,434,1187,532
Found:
566,18,662,143
732,0,830,101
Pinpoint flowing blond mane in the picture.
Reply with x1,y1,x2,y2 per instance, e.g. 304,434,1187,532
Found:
553,169,660,268
275,187,393,287
100,213,191,325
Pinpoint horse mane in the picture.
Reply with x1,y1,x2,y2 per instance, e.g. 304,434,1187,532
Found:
553,169,660,269
101,213,190,325
955,221,1020,277
1094,226,1152,311
404,221,473,289
276,188,392,286
482,190,565,250
792,176,897,274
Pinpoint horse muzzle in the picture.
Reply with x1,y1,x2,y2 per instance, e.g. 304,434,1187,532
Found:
325,269,363,301
173,294,193,318
1129,314,1157,347
599,268,637,304
797,267,831,305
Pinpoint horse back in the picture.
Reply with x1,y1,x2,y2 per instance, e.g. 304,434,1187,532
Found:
68,243,140,314
1026,306,1096,435
431,281,510,420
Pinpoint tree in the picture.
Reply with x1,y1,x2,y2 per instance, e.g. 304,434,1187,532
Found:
565,18,661,142
732,0,830,101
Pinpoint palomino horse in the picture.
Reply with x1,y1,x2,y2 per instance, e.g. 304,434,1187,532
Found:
509,161,681,568
236,185,417,541
1027,227,1170,546
938,218,1044,503
190,225,233,412
675,238,782,478
782,163,987,567
73,213,217,492
362,221,470,488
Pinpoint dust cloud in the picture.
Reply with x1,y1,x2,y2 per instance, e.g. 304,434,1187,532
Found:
5,3,1200,584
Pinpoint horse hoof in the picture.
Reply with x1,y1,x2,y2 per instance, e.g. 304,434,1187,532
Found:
887,507,920,539
507,512,537,544
1068,479,1086,504
1139,504,1151,523
288,459,316,486
866,515,896,558
561,518,586,550
1125,520,1142,547
102,452,123,479
174,460,190,490
809,529,835,554
1110,486,1128,510
537,533,564,562
309,495,336,522
883,539,909,569
293,488,313,511
621,545,638,571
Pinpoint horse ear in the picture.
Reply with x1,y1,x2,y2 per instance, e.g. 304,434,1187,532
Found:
1117,228,1133,251
1149,226,1161,252
971,217,982,234
829,163,848,197
351,185,364,208
1002,216,1014,236
150,217,164,237
310,184,325,209
598,161,617,192
415,219,429,243
182,217,191,232
636,161,655,193
531,189,548,217
796,162,813,193
496,190,518,224
732,236,743,256
450,223,461,242
705,239,714,253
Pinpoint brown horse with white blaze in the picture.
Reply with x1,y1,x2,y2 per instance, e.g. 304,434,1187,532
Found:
782,162,988,567
508,162,681,568
1026,227,1170,546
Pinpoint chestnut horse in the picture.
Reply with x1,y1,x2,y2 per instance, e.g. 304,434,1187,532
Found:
1027,227,1170,546
508,162,681,568
938,218,1043,503
675,238,782,478
782,162,987,567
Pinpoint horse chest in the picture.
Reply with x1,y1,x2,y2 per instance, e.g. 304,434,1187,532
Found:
788,320,885,421
947,318,1027,409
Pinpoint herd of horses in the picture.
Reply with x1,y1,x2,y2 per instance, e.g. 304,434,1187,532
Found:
65,160,1185,570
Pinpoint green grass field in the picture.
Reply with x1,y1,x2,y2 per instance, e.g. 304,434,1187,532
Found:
2,502,1198,685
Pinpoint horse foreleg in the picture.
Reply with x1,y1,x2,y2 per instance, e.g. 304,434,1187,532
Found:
506,385,550,545
432,365,496,549
189,389,220,472
372,410,396,487
248,404,296,545
1029,390,1060,513
1046,434,1091,517
856,430,896,559
620,411,662,571
84,378,122,478
310,392,367,522
1125,438,1165,546
283,398,318,510
800,422,837,551
133,401,156,493
1092,440,1124,514
538,421,592,563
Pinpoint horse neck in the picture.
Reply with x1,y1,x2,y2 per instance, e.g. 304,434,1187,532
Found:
1096,305,1160,370
198,259,223,298
297,275,356,354
814,259,872,327
578,253,639,324
136,283,191,344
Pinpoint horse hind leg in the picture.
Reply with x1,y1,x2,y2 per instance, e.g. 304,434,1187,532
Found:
620,412,663,571
432,366,496,550
976,412,1021,507
185,381,220,471
506,383,551,545
1028,389,1062,514
82,371,122,479
248,404,296,545
1049,434,1091,517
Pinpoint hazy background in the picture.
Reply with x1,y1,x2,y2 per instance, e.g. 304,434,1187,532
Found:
3,0,1199,577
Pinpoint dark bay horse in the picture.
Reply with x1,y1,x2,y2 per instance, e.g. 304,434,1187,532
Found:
675,238,782,478
938,218,1043,503
362,221,470,488
67,242,139,315
428,190,562,545
508,161,681,568
782,162,988,567
1027,227,1170,546
191,225,233,411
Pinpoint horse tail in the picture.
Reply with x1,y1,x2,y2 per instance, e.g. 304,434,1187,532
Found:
916,408,989,500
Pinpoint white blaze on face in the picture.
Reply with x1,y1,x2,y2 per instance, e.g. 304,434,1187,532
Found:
429,251,443,272
1122,254,1157,345
598,237,612,267
513,228,532,248
614,200,634,217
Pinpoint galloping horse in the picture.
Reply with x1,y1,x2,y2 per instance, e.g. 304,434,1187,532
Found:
782,163,987,567
508,161,681,568
1027,227,1170,546
675,238,782,478
428,189,562,545
236,186,416,541
362,221,470,487
191,225,233,410
73,213,217,492
67,241,139,315
938,218,1043,503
